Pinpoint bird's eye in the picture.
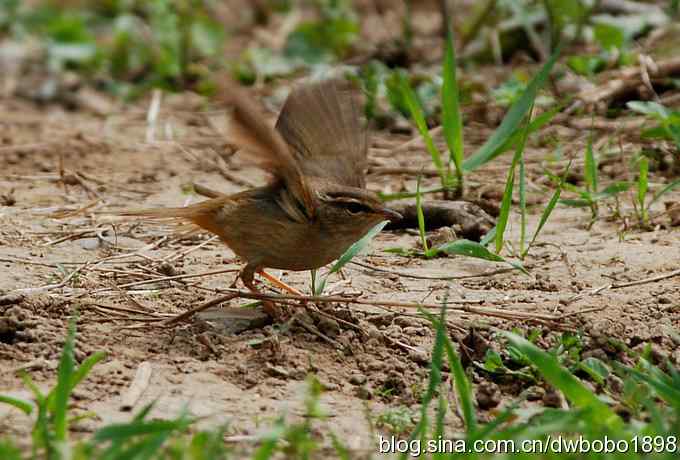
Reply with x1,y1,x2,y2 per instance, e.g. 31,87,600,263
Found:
345,201,367,214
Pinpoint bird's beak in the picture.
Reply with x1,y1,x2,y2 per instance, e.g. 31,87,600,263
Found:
379,207,402,222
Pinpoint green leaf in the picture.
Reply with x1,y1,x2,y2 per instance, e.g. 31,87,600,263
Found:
0,394,33,415
401,75,446,183
70,351,106,392
315,220,388,294
495,165,515,254
559,198,591,207
567,55,605,76
407,305,447,449
442,325,477,433
497,106,560,158
519,156,526,255
591,181,631,200
627,100,671,120
525,161,570,255
594,23,625,50
584,127,598,193
436,239,527,273
94,418,191,442
463,48,560,171
579,357,610,385
483,349,505,373
638,156,649,219
480,226,496,247
53,319,77,442
495,108,532,254
504,332,623,430
625,364,680,410
415,176,435,258
650,179,680,207
441,28,464,184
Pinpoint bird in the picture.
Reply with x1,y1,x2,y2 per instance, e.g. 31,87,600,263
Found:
120,78,401,315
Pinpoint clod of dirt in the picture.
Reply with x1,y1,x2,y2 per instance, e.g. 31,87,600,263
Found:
77,238,101,250
197,306,270,334
385,200,495,241
0,317,18,344
1,190,16,206
354,385,372,400
459,329,490,368
665,201,680,226
316,315,340,338
542,389,565,408
476,381,501,410
348,372,366,386
0,292,25,307
426,226,457,249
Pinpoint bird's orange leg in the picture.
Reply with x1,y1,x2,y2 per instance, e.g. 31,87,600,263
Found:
256,270,304,296
239,265,278,317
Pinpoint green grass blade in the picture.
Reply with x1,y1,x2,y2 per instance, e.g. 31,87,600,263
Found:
503,332,623,431
462,48,560,171
0,395,34,415
94,419,192,442
416,176,431,257
480,226,496,246
70,351,107,393
626,366,680,410
442,334,477,434
496,105,560,153
519,156,526,256
525,161,571,256
591,181,632,201
0,441,22,460
53,319,77,442
649,178,680,207
315,220,388,294
495,165,515,254
330,433,351,460
441,27,464,185
404,306,447,457
401,75,447,183
638,156,649,223
584,126,598,193
433,394,447,460
495,109,532,254
436,239,527,273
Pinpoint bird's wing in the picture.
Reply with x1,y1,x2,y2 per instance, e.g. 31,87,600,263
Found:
217,80,315,221
275,78,367,188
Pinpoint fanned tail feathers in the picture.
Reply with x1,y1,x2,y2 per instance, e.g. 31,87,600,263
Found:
118,198,228,238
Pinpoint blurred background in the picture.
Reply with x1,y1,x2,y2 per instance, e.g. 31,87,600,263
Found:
1,0,676,126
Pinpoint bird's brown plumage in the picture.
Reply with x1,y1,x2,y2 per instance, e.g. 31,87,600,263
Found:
118,77,400,291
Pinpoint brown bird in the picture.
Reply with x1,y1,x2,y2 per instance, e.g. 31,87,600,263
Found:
121,78,401,312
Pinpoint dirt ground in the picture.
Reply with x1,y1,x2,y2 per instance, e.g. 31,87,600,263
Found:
0,81,679,454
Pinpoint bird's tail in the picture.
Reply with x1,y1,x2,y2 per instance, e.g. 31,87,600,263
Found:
117,198,228,237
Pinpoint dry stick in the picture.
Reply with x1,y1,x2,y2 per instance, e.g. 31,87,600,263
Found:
578,56,680,106
84,301,167,318
41,230,93,247
120,362,153,411
161,290,558,327
564,268,680,306
76,171,151,195
350,260,528,280
390,126,443,155
13,263,90,295
163,293,239,326
86,267,240,294
291,315,344,349
161,235,219,263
